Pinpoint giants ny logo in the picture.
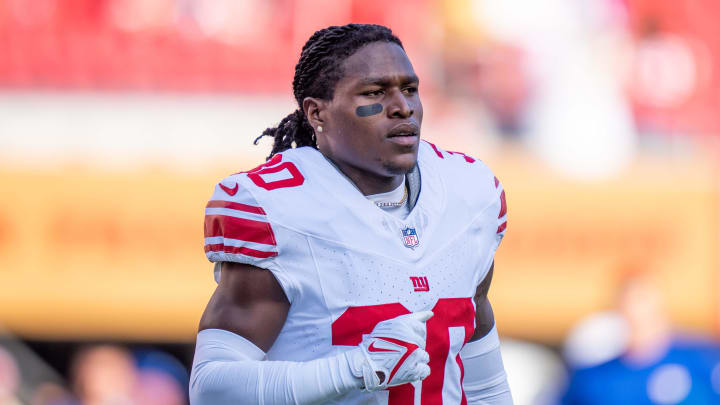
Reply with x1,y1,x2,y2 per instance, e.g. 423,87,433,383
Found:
409,276,430,292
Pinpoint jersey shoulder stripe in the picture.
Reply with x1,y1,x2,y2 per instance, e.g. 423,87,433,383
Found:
206,200,267,215
204,213,276,245
203,180,278,264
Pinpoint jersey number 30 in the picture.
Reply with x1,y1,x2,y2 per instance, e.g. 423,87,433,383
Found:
244,154,305,190
332,298,475,405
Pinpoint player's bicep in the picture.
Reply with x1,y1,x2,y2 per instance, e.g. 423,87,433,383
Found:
199,261,290,352
470,261,495,341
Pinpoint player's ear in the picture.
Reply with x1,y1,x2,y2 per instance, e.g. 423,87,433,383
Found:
303,97,327,130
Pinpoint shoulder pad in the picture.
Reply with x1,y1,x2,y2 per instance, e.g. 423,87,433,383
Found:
204,176,278,265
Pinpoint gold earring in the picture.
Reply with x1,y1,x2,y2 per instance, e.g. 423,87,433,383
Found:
317,126,323,133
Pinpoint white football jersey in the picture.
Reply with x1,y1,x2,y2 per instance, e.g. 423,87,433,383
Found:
203,141,507,405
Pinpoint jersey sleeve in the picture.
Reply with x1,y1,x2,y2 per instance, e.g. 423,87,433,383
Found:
203,177,279,267
493,175,508,242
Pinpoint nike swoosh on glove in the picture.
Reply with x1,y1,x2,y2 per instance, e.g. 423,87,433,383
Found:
346,311,433,392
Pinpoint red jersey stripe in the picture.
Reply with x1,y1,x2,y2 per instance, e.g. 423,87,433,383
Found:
206,200,266,215
447,151,476,163
498,190,507,218
424,140,444,158
457,353,468,405
494,176,499,188
497,221,507,233
204,215,276,246
204,243,277,259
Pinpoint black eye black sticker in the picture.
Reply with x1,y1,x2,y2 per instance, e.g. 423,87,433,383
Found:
356,103,383,117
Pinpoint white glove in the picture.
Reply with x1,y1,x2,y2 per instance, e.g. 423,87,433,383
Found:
345,311,433,391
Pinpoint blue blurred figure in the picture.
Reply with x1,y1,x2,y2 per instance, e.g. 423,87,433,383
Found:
560,272,720,404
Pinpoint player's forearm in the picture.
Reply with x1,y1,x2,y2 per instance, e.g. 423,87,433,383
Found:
189,328,362,405
460,325,514,405
464,373,512,404
190,354,362,405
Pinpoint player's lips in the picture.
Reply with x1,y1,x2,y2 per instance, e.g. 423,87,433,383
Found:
387,123,420,146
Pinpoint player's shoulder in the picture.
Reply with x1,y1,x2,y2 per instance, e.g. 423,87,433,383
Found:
204,146,327,247
204,166,280,265
203,151,320,301
419,141,507,237
203,149,306,261
418,140,502,203
213,146,318,200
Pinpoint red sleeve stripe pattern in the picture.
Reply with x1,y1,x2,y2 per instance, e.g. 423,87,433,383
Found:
204,199,277,260
498,190,507,218
205,200,266,215
494,176,507,235
497,221,507,234
204,241,277,259
205,215,275,245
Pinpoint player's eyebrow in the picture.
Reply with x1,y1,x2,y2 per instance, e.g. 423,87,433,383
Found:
358,74,419,87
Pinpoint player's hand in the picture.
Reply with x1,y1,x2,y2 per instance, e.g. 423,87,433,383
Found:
346,311,433,391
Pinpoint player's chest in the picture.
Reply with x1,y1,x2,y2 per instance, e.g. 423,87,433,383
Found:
307,222,486,313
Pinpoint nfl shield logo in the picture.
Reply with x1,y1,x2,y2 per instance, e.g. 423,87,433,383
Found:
401,227,420,249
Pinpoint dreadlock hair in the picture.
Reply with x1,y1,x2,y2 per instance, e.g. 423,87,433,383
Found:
253,24,404,159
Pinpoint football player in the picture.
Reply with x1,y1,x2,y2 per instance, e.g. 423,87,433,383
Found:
190,24,512,405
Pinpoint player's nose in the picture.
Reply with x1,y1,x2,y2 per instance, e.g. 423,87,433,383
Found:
387,89,413,118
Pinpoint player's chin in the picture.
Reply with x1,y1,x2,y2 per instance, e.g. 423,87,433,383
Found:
382,151,418,175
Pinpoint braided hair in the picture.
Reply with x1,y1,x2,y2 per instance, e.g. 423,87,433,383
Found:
253,24,403,159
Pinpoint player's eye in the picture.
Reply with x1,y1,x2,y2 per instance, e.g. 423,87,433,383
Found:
362,89,384,97
402,86,418,95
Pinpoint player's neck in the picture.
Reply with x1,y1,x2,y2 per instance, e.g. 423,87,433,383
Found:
349,171,404,196
325,157,405,196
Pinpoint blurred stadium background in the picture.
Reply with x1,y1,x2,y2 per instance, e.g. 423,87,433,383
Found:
0,0,719,404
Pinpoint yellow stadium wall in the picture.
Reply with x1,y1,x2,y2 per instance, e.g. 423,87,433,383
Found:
0,152,717,343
